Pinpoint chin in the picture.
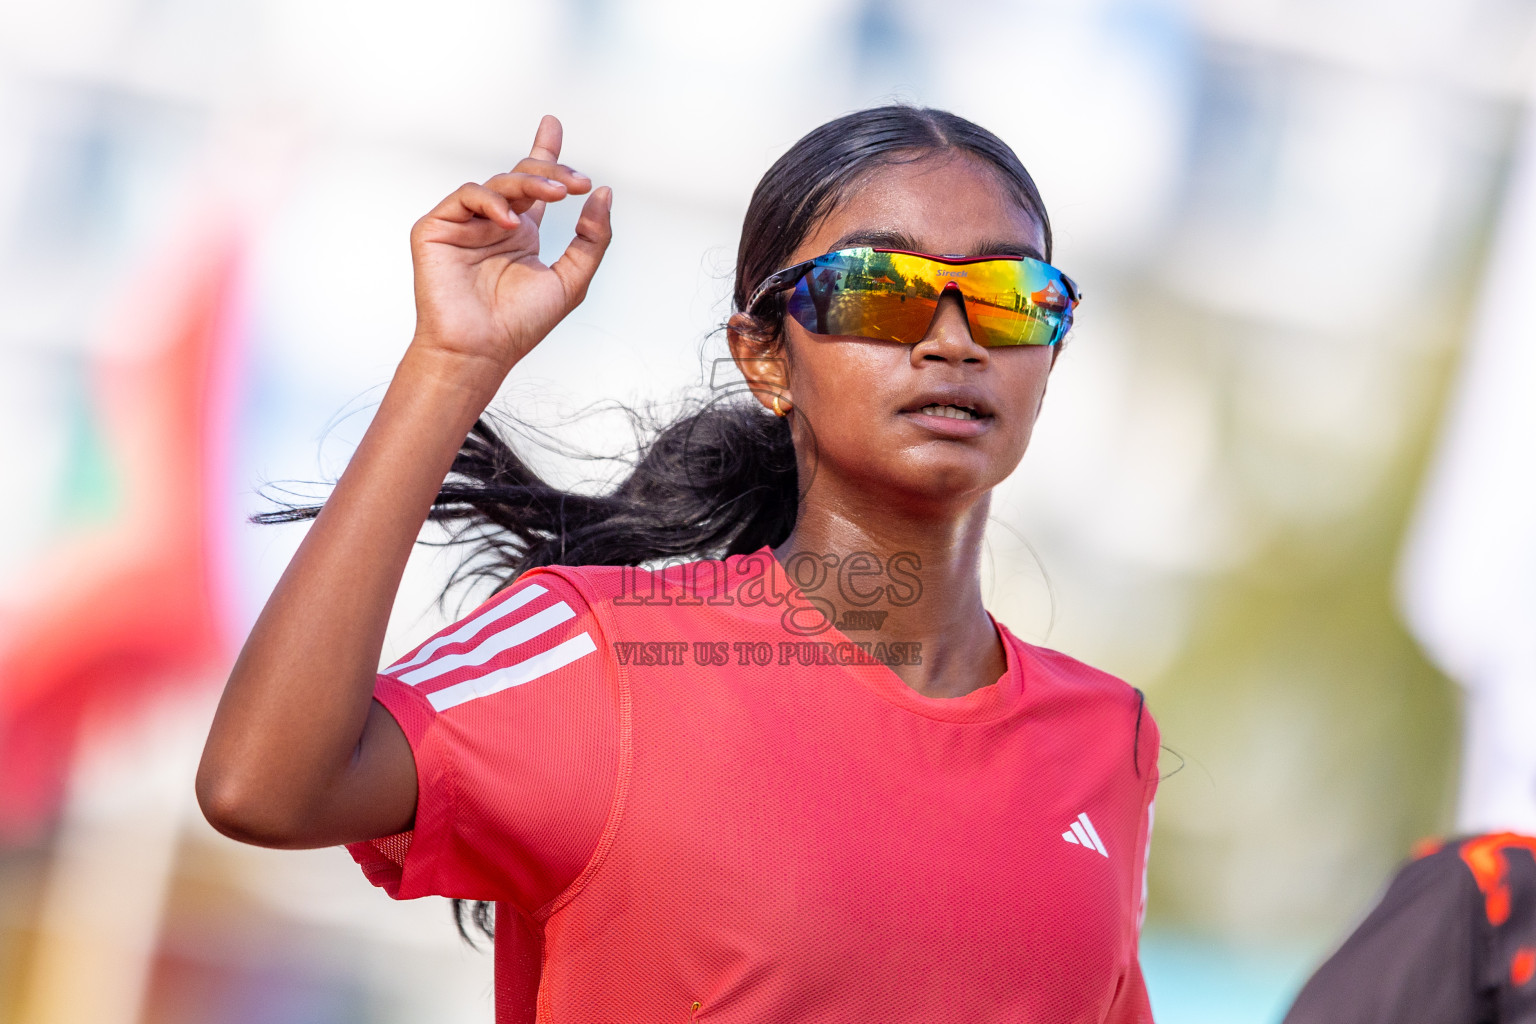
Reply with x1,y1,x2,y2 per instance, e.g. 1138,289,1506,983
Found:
817,436,1019,509
879,456,1006,509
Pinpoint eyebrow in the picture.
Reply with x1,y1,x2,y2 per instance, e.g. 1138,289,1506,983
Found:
824,229,1045,262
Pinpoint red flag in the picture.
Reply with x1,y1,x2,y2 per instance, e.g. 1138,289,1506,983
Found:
0,223,243,841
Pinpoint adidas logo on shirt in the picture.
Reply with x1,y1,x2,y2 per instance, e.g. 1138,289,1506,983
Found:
1062,812,1108,857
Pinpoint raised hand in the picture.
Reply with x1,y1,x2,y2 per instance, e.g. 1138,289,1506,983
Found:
409,115,613,377
197,116,615,850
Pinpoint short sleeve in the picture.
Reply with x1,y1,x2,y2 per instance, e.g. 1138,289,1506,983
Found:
346,570,621,915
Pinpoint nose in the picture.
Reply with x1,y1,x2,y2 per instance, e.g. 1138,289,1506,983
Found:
911,288,988,366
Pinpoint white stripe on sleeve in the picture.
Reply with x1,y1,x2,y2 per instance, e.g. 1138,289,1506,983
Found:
400,601,576,686
385,584,548,674
427,633,598,712
1139,800,1156,931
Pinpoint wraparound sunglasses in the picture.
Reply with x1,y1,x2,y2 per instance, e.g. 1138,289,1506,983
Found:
745,246,1081,348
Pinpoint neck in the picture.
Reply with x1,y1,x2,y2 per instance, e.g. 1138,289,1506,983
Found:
772,489,1005,699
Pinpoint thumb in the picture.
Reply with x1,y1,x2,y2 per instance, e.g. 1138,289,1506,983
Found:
549,186,613,307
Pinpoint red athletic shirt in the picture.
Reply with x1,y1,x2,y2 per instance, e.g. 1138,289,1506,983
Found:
349,549,1159,1023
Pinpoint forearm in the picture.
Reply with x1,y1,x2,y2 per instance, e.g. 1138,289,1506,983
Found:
197,344,500,842
198,117,608,846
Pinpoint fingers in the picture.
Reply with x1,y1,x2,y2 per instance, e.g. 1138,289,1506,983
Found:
550,186,614,305
502,159,591,195
485,163,590,229
528,114,562,164
422,173,569,235
422,181,526,232
414,118,598,256
502,160,589,227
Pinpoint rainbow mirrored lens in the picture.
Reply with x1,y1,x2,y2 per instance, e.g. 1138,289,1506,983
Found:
782,248,1076,347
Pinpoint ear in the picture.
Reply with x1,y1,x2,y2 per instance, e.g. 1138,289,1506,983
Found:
727,312,792,413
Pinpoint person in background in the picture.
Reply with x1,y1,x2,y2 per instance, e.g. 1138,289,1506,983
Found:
1285,832,1536,1023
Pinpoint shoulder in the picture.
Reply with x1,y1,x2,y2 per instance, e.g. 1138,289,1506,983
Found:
1004,630,1145,705
512,564,615,609
379,572,611,713
524,559,739,622
1001,628,1159,771
521,562,632,606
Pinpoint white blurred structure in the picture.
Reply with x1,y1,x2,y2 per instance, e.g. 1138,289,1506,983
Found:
1400,66,1536,836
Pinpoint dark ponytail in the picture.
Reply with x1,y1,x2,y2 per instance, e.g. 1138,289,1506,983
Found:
425,401,800,593
259,104,1051,945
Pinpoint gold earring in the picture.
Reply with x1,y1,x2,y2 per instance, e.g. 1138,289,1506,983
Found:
772,395,787,417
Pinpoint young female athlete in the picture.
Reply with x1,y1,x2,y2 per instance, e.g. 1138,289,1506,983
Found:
197,105,1159,1023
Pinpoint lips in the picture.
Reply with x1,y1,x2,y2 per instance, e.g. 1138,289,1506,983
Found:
900,387,994,420
899,388,995,437
918,404,980,420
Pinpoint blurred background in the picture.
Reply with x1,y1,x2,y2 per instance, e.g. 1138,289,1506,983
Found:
2,0,1535,1020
